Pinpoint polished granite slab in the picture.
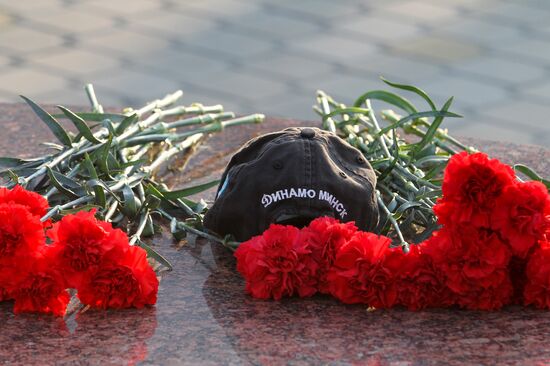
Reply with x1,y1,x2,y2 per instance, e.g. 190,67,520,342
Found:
0,103,549,365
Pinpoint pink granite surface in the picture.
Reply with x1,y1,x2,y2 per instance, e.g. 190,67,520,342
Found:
0,103,549,365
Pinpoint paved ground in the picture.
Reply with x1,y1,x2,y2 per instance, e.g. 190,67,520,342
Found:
0,0,548,147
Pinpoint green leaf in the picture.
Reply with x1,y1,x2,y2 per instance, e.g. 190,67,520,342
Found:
353,90,417,115
121,184,141,218
20,95,72,146
137,240,173,271
60,204,100,215
381,77,437,111
0,157,24,169
115,113,138,135
415,155,449,168
375,110,461,137
92,135,113,177
322,107,371,121
392,201,422,221
82,153,106,207
57,105,102,144
160,180,219,200
514,164,550,189
411,97,454,157
377,129,399,182
53,112,128,123
46,167,79,199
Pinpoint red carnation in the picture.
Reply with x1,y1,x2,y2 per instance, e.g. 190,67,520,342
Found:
48,210,129,287
301,217,357,293
234,224,319,300
393,245,455,310
0,286,8,302
423,226,512,310
492,181,550,258
524,239,550,309
0,185,49,219
326,232,397,307
9,259,69,316
78,245,158,309
0,203,45,264
434,152,516,228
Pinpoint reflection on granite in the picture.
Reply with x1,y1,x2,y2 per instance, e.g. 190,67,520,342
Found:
0,103,549,365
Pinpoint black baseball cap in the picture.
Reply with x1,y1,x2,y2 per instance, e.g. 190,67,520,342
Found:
203,127,379,242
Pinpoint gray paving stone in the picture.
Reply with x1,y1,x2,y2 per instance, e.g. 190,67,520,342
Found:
422,0,499,7
0,7,14,29
478,99,550,132
247,52,334,80
75,0,161,16
265,0,365,21
0,0,61,13
376,0,459,24
81,29,171,57
197,70,290,101
288,34,378,65
174,0,261,18
250,91,318,121
223,9,322,41
388,35,483,64
334,15,424,43
452,118,541,147
518,0,550,11
31,48,121,76
31,87,91,106
522,80,550,103
186,30,277,59
450,56,548,85
420,75,511,110
437,17,526,44
132,48,230,85
0,26,63,54
0,88,17,103
91,69,182,106
490,38,550,65
0,54,11,68
0,0,547,147
21,7,118,35
0,68,68,96
345,52,445,83
299,72,383,105
475,2,550,25
126,9,216,40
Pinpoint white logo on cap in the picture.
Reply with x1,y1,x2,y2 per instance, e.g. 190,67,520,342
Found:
261,187,348,219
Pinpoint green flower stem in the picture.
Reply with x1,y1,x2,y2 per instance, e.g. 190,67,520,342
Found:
147,134,203,173
130,210,150,245
44,164,80,199
134,91,183,118
41,195,93,222
104,198,119,222
376,191,409,252
366,99,392,159
157,208,239,252
222,114,265,127
317,92,337,133
159,104,224,118
84,84,104,113
21,141,87,186
139,112,235,136
168,112,235,129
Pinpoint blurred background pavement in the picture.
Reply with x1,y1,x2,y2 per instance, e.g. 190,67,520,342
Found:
0,0,549,146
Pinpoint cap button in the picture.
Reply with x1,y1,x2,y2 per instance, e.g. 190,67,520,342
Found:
300,128,315,139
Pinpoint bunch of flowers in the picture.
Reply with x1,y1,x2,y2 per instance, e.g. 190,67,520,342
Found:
0,185,159,316
234,152,550,310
